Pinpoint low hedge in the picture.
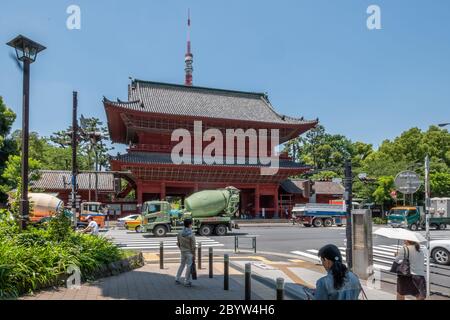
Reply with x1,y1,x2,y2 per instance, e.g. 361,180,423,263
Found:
0,212,140,299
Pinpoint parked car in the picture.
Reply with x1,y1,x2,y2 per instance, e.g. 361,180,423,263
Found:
430,239,450,265
117,214,141,228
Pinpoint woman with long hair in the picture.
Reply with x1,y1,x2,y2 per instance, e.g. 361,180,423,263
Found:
314,244,362,300
395,240,426,300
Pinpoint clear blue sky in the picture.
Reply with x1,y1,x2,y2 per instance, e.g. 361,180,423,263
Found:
1,0,449,152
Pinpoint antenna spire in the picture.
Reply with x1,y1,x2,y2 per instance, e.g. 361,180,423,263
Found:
185,8,193,86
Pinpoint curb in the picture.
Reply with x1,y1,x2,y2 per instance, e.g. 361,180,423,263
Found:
236,223,293,227
230,262,307,300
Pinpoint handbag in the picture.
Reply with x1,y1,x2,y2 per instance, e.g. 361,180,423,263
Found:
390,246,411,276
191,256,197,280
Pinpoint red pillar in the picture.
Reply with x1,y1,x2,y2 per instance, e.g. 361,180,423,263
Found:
160,182,166,200
137,181,143,205
254,184,260,217
274,188,279,219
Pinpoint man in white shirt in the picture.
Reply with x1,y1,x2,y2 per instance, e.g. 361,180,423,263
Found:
81,216,99,235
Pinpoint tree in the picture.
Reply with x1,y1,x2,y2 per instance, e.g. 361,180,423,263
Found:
372,176,395,215
0,155,42,194
0,97,17,203
11,130,91,171
49,116,113,171
430,172,450,197
311,170,339,181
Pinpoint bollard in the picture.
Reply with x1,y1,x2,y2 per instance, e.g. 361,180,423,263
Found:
245,263,251,300
159,241,164,269
209,247,213,278
276,278,284,300
224,254,229,290
198,242,202,270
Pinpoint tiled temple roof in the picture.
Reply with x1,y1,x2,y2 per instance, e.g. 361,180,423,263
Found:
30,170,115,191
104,80,318,125
111,152,309,169
280,179,345,195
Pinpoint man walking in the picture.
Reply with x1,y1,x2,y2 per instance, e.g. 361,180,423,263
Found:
175,219,196,287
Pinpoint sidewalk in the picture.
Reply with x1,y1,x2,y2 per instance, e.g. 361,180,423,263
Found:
20,262,281,300
229,257,402,300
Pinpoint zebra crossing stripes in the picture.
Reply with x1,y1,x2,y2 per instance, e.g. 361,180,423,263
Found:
291,244,442,271
108,234,224,250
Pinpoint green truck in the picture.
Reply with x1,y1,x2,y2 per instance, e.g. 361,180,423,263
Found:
140,186,240,237
387,205,450,231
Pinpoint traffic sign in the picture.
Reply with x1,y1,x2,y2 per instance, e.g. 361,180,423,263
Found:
394,171,422,194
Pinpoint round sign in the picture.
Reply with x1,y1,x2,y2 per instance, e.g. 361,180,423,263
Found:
394,171,422,194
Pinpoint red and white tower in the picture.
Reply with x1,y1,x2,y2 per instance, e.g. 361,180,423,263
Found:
184,9,193,86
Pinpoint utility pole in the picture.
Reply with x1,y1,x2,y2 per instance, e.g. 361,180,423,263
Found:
71,91,78,227
344,159,353,269
424,155,431,298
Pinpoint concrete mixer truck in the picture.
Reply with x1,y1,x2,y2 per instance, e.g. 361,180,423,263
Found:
140,186,240,237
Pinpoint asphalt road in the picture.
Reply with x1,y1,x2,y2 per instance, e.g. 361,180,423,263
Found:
222,224,450,298
105,224,450,298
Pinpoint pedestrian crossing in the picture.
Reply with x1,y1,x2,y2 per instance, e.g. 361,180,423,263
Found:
105,231,224,250
291,244,442,272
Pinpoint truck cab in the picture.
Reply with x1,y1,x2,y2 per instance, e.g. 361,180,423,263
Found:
140,201,185,236
79,202,106,227
387,206,421,231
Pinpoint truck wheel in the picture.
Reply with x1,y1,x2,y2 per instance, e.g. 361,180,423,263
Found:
409,223,418,231
432,247,450,265
199,225,213,236
214,224,227,236
324,219,333,227
438,223,447,230
135,225,142,233
153,225,167,237
313,218,323,228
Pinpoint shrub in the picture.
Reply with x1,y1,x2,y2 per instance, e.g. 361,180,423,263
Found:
373,217,387,225
0,219,123,299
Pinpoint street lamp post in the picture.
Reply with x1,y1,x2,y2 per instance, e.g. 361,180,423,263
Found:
6,35,46,230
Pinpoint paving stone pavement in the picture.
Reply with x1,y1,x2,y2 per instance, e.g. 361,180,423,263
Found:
20,262,282,300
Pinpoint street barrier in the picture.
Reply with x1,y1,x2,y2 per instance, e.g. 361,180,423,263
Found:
159,241,164,269
234,235,257,253
245,263,251,300
276,277,284,300
198,242,202,269
209,247,213,278
224,254,229,290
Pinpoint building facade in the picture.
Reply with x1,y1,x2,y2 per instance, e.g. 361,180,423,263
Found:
104,79,318,218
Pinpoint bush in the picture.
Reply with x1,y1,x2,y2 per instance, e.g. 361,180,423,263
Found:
0,218,123,300
373,217,387,225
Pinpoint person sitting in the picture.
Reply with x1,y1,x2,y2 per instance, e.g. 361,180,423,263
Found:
314,244,362,300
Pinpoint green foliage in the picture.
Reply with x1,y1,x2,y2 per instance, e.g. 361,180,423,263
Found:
430,172,450,197
0,97,17,203
0,155,42,194
0,222,123,299
311,170,339,181
286,124,449,205
47,212,72,242
49,116,113,171
372,176,395,206
373,217,387,225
